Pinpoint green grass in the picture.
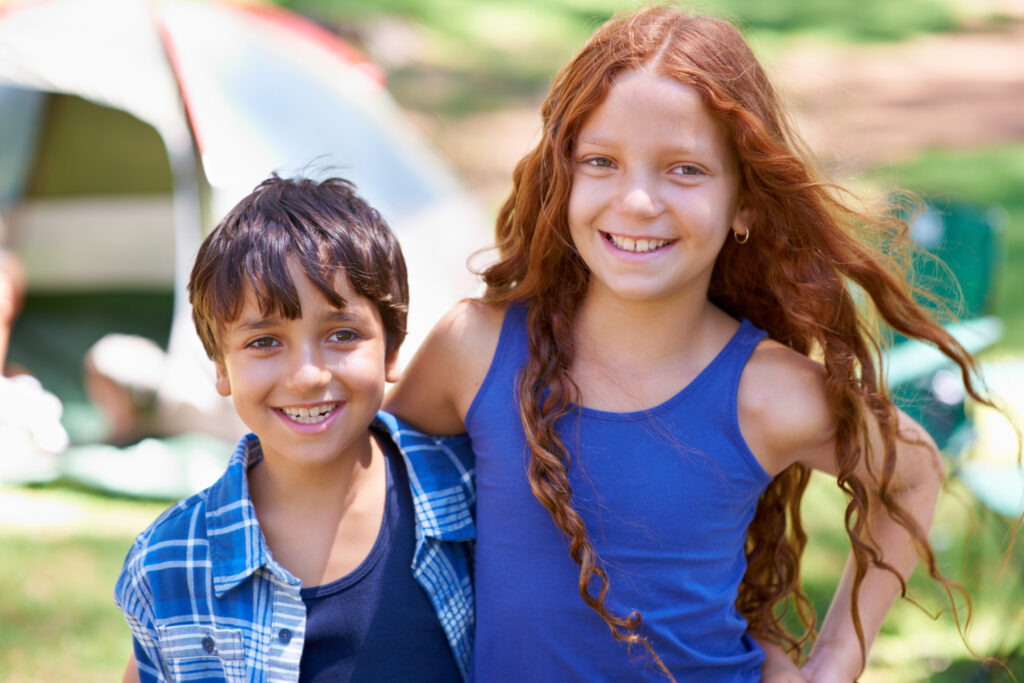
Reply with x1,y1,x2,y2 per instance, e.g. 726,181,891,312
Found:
0,486,168,682
797,473,1024,681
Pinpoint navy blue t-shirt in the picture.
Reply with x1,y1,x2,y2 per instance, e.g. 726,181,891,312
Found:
299,437,461,682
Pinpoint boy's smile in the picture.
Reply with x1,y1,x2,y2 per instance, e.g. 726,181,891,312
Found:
214,258,398,472
279,403,338,425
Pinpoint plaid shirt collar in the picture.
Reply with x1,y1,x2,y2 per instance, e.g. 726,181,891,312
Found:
205,411,476,597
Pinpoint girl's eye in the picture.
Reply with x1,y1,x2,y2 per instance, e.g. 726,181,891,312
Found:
671,164,704,177
587,156,615,169
247,336,277,349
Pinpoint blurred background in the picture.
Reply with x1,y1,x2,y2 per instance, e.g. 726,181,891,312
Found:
1,0,1023,680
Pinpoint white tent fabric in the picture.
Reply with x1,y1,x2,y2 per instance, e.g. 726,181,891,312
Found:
0,0,488,435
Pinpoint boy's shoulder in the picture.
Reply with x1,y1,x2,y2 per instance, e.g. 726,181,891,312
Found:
118,434,263,585
375,411,473,469
372,411,475,541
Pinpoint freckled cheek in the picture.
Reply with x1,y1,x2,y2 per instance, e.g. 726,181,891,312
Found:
567,184,596,242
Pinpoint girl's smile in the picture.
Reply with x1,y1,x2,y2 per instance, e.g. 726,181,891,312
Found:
601,231,677,256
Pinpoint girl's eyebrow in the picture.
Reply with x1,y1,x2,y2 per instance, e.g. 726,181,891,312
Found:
576,133,613,147
576,133,708,155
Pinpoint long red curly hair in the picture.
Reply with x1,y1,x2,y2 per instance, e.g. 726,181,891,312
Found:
479,5,989,675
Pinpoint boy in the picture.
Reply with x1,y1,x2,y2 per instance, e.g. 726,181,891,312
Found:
114,175,475,682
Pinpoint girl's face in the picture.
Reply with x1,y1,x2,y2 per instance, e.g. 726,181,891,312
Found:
567,69,749,309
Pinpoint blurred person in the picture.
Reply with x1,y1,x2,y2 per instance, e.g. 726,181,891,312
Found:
0,243,26,371
83,331,248,445
0,243,69,482
115,175,474,682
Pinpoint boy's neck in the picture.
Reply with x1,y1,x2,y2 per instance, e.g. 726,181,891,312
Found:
247,429,389,586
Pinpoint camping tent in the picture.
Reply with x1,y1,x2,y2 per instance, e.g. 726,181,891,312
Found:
0,0,488,443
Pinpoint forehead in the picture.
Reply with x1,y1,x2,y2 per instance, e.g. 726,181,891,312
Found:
229,260,372,323
578,69,732,156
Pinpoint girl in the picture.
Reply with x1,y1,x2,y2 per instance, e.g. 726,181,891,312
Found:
387,6,984,681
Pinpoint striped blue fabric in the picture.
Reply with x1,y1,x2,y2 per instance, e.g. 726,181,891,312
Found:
115,411,475,682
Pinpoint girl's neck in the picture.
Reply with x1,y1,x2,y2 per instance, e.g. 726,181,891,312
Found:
570,291,737,412
574,288,724,360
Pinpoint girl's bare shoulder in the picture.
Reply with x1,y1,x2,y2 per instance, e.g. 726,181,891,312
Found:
385,299,507,434
737,338,836,476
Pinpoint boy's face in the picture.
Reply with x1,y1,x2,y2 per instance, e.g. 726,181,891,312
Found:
214,258,399,470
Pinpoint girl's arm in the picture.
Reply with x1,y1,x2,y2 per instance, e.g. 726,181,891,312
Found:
385,300,504,435
756,636,808,682
740,343,944,682
799,411,942,681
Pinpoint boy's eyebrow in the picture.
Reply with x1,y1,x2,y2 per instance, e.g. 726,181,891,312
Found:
231,307,367,333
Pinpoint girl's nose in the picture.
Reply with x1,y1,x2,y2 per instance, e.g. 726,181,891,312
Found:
617,174,664,219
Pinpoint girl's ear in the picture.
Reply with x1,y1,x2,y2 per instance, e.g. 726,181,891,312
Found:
215,363,231,397
732,203,755,241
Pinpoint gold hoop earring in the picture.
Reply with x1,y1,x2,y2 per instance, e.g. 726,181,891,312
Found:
733,227,750,245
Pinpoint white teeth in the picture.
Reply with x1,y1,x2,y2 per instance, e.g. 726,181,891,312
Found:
281,404,337,424
607,233,670,253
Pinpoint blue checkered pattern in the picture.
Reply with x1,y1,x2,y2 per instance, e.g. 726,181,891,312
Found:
114,411,475,682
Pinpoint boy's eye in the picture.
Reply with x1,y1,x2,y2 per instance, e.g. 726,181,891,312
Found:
331,330,359,343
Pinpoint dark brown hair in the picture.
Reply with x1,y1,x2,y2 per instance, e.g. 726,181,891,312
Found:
189,174,408,362
479,5,988,674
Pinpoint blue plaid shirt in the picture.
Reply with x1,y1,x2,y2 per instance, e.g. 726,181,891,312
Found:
114,412,475,682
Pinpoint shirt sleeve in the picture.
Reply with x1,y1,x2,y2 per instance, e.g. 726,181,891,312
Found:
114,544,167,682
437,432,476,506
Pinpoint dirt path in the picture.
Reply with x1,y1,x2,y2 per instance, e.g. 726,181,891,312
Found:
435,19,1024,211
774,20,1024,172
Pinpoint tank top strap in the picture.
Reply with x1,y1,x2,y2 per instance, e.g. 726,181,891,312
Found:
714,318,767,405
702,319,767,449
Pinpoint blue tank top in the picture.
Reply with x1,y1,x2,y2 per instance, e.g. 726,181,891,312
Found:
466,304,772,681
299,436,461,682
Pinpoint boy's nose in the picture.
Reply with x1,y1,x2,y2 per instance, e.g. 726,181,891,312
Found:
286,348,331,392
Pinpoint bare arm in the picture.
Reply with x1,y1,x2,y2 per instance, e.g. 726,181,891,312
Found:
385,300,503,435
122,652,140,683
799,411,942,681
740,344,944,681
757,636,807,682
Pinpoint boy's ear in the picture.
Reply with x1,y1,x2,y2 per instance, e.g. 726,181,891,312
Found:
384,348,402,384
215,362,232,397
